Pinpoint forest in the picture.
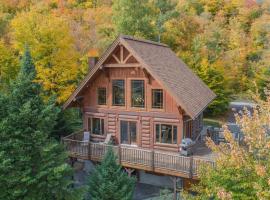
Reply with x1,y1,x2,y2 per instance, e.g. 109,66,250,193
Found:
0,0,269,116
1,1,270,199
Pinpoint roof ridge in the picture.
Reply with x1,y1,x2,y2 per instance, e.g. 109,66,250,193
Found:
120,34,168,48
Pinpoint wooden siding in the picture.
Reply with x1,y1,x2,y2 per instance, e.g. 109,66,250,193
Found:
81,66,183,152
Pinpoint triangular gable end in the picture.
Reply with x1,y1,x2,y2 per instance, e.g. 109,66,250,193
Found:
103,44,139,67
63,36,142,109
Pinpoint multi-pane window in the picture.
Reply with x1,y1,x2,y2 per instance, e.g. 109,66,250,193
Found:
88,117,105,135
112,80,125,106
152,89,163,109
155,124,177,144
97,87,106,105
131,80,145,108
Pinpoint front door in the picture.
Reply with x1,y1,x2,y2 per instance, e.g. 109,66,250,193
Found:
120,120,137,145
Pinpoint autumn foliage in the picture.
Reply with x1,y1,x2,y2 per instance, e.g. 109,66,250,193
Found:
184,91,270,199
0,0,269,115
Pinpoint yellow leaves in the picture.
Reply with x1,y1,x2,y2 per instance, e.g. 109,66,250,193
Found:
255,165,266,177
217,187,232,200
11,8,80,103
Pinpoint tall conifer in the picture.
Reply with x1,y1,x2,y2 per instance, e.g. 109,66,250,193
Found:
87,147,136,200
0,47,83,200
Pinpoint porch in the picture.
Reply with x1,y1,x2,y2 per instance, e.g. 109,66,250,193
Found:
62,131,215,179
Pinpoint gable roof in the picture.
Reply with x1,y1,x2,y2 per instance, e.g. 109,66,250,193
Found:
63,35,216,119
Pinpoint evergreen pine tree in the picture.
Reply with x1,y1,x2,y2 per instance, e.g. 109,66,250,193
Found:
87,147,136,200
0,46,83,200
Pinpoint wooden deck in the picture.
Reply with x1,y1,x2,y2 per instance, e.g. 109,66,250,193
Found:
62,132,215,179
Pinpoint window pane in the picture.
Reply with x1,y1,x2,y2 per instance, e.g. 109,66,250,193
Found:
120,121,129,144
173,126,177,144
97,88,106,105
131,80,145,107
112,80,125,106
161,124,173,144
155,124,160,143
130,122,137,144
92,118,104,135
152,89,163,109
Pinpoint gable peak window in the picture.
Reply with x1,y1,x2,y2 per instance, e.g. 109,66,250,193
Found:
131,80,145,108
97,87,106,105
152,89,163,109
112,80,125,106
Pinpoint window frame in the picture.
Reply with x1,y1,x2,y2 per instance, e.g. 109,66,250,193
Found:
112,79,125,106
131,80,145,108
97,87,107,106
88,117,105,136
152,89,163,109
120,120,138,145
155,123,178,144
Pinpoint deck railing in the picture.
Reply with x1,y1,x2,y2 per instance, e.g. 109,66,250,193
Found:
62,132,215,178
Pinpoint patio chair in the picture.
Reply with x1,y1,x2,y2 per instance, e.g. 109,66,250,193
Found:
82,131,90,146
101,133,112,144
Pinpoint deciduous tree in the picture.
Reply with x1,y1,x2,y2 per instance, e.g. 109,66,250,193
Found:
183,91,270,199
11,7,81,102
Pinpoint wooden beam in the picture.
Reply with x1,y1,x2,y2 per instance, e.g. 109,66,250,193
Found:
142,68,151,84
112,54,121,64
120,45,124,63
104,63,140,68
123,53,132,63
124,168,135,177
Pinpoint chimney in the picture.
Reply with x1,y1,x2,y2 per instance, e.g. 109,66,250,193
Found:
88,57,98,70
88,48,99,70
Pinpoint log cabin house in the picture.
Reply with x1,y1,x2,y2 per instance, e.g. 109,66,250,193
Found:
62,35,216,185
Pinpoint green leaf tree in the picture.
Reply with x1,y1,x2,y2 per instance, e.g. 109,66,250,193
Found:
112,0,156,40
0,46,83,200
87,147,136,200
154,0,179,42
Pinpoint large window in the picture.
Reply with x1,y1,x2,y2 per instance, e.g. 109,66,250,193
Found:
131,80,145,108
152,89,163,109
155,124,177,144
88,117,105,135
97,87,106,105
112,80,125,106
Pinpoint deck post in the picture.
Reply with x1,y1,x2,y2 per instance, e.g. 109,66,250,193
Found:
170,176,180,200
88,142,91,160
125,168,135,177
118,145,122,164
189,156,193,178
151,150,155,170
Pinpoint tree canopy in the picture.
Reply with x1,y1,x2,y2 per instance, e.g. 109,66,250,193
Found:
0,0,270,115
0,47,83,200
